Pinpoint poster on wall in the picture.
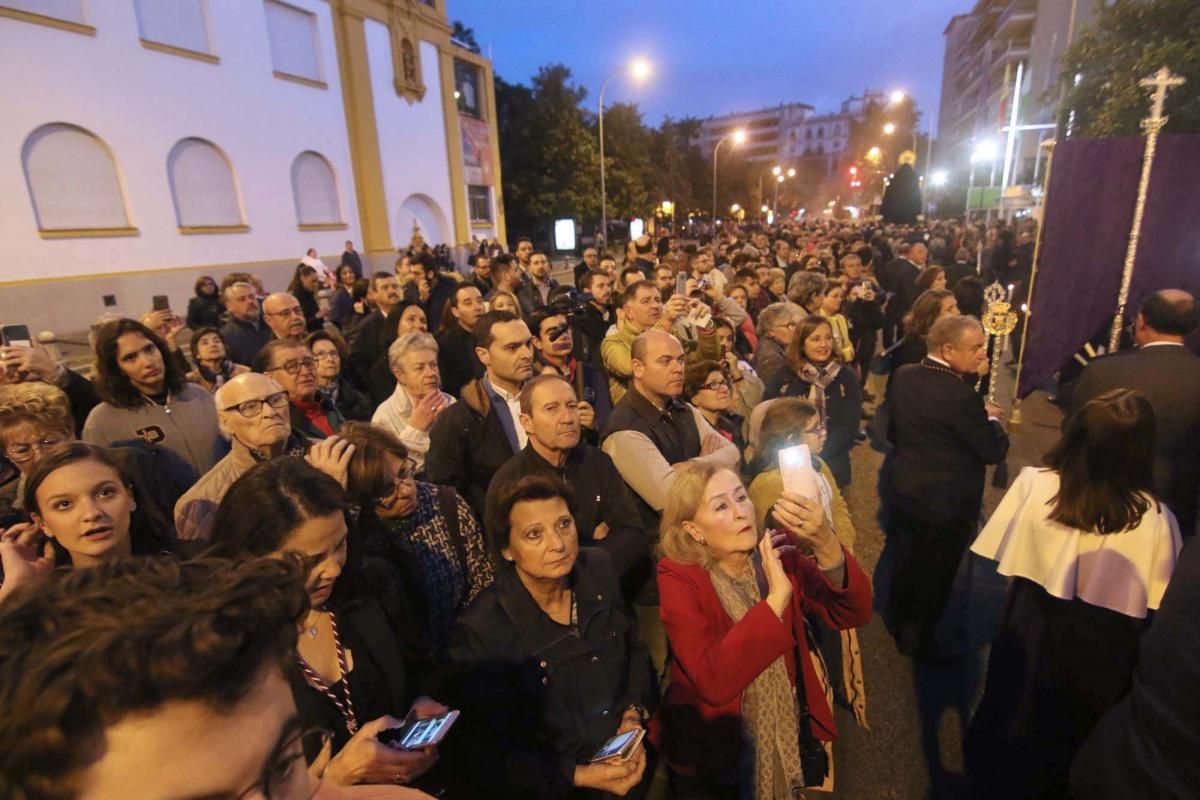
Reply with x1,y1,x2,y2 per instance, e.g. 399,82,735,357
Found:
460,116,494,186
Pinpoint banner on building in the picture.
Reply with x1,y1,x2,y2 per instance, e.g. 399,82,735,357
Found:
460,116,494,186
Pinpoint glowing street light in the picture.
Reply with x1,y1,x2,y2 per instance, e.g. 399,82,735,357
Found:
883,122,897,135
867,146,882,160
786,167,796,178
931,170,948,187
761,204,770,213
730,203,740,213
712,127,746,222
889,90,906,105
772,165,782,176
599,57,653,243
971,140,999,163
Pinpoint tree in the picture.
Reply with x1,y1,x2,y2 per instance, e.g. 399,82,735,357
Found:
1058,0,1200,137
596,102,653,219
450,21,480,53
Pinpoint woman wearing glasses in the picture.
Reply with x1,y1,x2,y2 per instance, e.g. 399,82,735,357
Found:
254,340,345,441
307,330,372,422
210,457,450,792
83,318,227,476
339,422,492,658
684,360,747,470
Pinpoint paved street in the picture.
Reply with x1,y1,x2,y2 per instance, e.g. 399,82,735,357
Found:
825,366,1063,799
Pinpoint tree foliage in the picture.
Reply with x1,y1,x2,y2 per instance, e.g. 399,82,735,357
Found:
1059,0,1200,137
450,21,480,53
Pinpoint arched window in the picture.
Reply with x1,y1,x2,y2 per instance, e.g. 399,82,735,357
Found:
22,123,135,237
290,151,344,229
167,138,246,232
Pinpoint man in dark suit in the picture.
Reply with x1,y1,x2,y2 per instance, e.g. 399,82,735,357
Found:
943,247,976,290
881,242,926,347
347,272,402,390
1068,290,1200,537
403,252,458,333
886,314,1009,658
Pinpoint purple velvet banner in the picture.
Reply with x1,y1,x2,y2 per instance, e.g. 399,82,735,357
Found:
1019,133,1200,397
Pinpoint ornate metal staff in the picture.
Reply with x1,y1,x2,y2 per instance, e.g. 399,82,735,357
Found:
1109,67,1186,351
981,282,1018,407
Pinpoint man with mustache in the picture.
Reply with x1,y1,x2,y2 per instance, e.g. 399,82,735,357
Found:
484,374,645,580
427,310,535,521
253,340,344,441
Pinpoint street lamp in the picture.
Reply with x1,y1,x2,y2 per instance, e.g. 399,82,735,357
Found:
883,122,896,135
786,167,795,178
598,57,651,247
712,128,746,224
889,90,906,105
931,170,948,187
968,140,999,217
866,146,882,161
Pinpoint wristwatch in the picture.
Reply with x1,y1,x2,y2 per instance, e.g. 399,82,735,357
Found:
621,704,649,724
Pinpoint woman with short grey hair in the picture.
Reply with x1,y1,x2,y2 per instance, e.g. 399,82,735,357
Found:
787,271,829,314
752,302,806,389
371,331,455,473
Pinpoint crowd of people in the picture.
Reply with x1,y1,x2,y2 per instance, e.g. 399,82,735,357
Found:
1,222,1198,800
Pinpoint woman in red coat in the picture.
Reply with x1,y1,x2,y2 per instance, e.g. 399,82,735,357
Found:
653,463,871,799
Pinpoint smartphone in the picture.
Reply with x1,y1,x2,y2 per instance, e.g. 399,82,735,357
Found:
152,295,170,312
674,272,688,297
377,710,460,751
0,324,32,349
589,728,646,764
779,444,820,501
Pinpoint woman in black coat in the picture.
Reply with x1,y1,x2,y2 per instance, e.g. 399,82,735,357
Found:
764,315,863,489
185,275,223,330
288,264,326,333
448,476,655,800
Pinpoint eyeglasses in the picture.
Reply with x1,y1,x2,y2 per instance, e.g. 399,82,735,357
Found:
266,307,305,318
235,727,330,800
774,321,798,330
805,421,828,436
699,380,730,392
375,457,419,507
312,350,340,361
269,358,317,376
5,436,66,463
223,391,290,418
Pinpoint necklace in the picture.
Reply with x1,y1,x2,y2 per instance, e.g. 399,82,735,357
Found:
297,611,358,734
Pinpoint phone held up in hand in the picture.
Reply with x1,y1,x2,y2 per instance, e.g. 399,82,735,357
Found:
0,324,33,349
589,728,646,764
779,444,820,501
377,709,460,750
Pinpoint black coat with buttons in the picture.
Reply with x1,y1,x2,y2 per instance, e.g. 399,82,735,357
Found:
447,548,656,799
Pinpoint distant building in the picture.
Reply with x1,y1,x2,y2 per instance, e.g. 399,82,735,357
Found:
0,0,503,332
691,91,885,178
937,0,1098,212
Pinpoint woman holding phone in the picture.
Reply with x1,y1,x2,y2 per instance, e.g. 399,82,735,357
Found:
449,476,655,799
654,462,871,799
208,457,450,791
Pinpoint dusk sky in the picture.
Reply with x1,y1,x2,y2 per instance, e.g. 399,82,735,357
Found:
450,0,971,132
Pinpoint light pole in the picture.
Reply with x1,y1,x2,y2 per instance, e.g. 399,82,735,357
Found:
773,169,793,214
599,58,650,249
711,128,746,226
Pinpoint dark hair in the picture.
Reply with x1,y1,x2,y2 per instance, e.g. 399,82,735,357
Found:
251,338,306,374
385,299,426,338
513,237,532,252
1044,388,1157,534
915,265,945,293
635,237,653,255
619,266,644,286
620,279,658,308
410,252,435,276
953,276,985,318
473,309,521,350
351,277,371,302
92,318,185,408
528,306,567,340
188,326,225,360
337,421,409,511
193,275,217,296
580,269,609,292
905,288,955,341
735,267,759,283
785,315,837,371
684,359,725,400
1139,291,1198,336
518,373,572,416
23,442,167,558
757,397,820,464
209,457,349,558
439,283,484,335
287,264,318,294
485,475,576,564
305,328,348,362
370,270,396,292
0,555,308,800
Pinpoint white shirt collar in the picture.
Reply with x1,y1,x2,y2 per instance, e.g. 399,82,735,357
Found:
1141,341,1185,348
927,354,951,368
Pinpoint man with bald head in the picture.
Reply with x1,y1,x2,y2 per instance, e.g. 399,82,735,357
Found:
601,328,740,679
173,372,301,544
261,292,308,341
1069,290,1200,536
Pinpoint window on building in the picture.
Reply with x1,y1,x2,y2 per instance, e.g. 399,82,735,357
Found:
167,138,244,229
817,127,824,138
263,0,322,85
22,123,131,232
467,185,491,223
455,60,481,117
2,0,85,25
134,0,211,56
290,151,342,226
834,123,841,135
805,129,812,140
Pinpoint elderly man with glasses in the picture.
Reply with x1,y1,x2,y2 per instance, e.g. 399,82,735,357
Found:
262,292,310,342
173,372,351,546
253,340,345,441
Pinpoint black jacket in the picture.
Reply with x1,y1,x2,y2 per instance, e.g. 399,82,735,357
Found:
341,249,363,278
426,378,522,522
186,294,223,330
763,365,862,488
486,444,647,579
293,287,323,333
62,368,101,436
219,316,273,368
327,376,371,422
882,258,921,329
347,310,392,391
405,277,458,333
447,548,655,800
577,303,613,369
437,325,485,400
518,275,560,319
1068,344,1200,537
887,359,1009,525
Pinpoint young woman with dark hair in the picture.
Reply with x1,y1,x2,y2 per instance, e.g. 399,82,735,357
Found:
207,457,449,791
187,326,250,393
763,316,863,488
288,264,326,333
83,318,226,475
966,389,1183,799
186,274,224,330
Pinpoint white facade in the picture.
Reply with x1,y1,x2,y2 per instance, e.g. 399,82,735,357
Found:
0,0,502,333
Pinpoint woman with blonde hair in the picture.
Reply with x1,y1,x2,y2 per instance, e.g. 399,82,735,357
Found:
653,462,871,798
